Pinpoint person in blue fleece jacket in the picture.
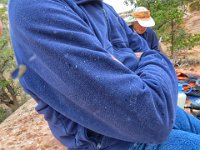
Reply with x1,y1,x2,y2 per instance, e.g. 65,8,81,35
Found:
126,7,159,51
131,24,159,51
8,0,200,149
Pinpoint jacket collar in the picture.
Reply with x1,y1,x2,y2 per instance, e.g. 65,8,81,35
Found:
74,0,102,5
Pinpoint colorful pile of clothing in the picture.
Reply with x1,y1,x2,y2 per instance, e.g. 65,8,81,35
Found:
176,69,200,119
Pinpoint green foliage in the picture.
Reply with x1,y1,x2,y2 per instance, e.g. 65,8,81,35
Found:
0,5,15,81
0,0,7,4
0,2,29,123
0,6,11,51
0,4,17,105
0,108,7,122
0,49,15,71
0,79,9,89
173,30,200,51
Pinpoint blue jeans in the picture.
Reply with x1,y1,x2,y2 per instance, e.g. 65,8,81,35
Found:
128,107,200,150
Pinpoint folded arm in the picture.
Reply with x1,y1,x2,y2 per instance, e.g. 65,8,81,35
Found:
9,0,178,144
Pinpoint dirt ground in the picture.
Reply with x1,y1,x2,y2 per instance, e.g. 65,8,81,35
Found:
185,11,200,34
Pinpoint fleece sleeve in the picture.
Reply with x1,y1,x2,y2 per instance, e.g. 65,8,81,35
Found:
150,29,159,51
9,0,178,144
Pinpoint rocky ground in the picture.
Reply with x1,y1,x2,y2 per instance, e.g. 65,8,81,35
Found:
184,11,200,65
185,11,200,34
0,99,66,150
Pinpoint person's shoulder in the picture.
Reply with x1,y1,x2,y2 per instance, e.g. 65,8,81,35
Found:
146,27,157,35
146,27,154,32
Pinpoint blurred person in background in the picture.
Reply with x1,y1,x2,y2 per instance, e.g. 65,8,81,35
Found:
125,6,159,51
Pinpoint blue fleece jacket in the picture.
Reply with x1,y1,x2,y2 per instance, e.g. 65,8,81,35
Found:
130,26,159,51
8,0,178,149
139,28,159,51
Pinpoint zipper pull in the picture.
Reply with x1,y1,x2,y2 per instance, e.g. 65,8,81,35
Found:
11,64,27,80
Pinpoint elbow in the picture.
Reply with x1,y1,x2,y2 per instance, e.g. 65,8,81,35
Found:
150,125,171,144
117,118,173,144
144,120,172,144
134,115,174,144
146,111,174,144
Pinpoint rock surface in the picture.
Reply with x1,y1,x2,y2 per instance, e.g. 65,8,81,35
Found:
0,99,66,150
185,11,200,34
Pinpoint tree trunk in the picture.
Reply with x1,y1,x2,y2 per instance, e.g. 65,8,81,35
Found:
170,20,175,59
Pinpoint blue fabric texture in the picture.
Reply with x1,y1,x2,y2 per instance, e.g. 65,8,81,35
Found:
139,28,159,51
130,26,159,51
129,107,200,150
9,0,178,149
